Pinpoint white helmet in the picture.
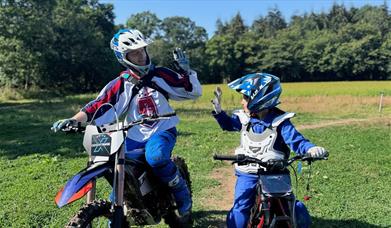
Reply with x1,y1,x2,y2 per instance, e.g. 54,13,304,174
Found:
110,29,153,76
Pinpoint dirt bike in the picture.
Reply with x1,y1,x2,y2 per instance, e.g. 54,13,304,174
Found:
213,153,328,228
54,111,192,228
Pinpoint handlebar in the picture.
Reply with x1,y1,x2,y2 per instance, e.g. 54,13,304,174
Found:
61,112,177,133
213,153,328,170
122,112,176,131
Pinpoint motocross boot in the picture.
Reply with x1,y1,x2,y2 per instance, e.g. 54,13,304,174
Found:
168,171,192,217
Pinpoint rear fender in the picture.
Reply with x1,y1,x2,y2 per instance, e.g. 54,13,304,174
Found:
55,162,110,208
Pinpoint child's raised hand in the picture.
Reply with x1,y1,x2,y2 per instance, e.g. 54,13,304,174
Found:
211,86,222,114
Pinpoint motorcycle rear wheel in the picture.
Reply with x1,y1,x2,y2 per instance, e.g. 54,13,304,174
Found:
66,200,129,228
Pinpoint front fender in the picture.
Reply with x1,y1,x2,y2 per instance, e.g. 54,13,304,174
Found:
55,162,110,208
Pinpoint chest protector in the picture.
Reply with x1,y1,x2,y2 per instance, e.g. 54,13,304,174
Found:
233,110,295,174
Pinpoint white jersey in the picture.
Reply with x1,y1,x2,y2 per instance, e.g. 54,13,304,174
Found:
81,66,202,142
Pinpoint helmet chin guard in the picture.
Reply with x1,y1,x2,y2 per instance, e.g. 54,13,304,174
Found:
110,29,153,77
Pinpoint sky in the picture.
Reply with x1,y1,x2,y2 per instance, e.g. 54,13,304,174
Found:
101,0,390,37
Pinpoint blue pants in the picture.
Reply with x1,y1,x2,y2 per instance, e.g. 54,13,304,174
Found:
125,127,178,183
227,170,311,228
124,127,191,215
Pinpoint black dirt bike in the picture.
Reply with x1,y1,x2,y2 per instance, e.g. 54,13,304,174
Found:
213,153,328,228
54,112,192,228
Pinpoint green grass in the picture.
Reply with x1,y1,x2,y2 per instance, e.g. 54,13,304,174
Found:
281,81,391,97
194,81,391,106
295,124,391,227
0,81,390,227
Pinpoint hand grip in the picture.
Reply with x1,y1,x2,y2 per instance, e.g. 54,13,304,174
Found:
213,154,243,161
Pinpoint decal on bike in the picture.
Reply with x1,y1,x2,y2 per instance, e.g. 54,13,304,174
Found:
91,134,112,156
137,88,158,128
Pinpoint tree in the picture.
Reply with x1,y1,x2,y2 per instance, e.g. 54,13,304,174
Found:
161,16,208,49
148,39,174,68
0,0,55,88
259,28,304,81
46,0,117,92
327,4,351,31
126,11,161,38
0,0,117,92
215,18,226,36
379,33,391,79
205,34,239,82
252,8,286,38
226,12,247,38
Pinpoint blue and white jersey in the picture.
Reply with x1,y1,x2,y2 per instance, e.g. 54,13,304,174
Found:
212,108,315,156
81,66,202,142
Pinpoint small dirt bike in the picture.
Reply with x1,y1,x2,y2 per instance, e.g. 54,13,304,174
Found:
213,154,327,228
54,111,192,228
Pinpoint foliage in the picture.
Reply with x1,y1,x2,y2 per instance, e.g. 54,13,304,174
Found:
207,3,391,82
125,11,161,38
126,12,209,82
0,0,118,92
1,2,390,94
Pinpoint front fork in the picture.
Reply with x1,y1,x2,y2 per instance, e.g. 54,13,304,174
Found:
112,143,126,227
86,158,96,204
85,141,126,227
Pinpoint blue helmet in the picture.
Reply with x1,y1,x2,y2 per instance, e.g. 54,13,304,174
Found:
228,73,282,112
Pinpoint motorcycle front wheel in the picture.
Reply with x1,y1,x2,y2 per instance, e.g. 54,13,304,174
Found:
66,200,129,228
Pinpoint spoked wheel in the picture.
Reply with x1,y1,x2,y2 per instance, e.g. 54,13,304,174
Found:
66,200,129,228
164,156,193,228
248,194,295,228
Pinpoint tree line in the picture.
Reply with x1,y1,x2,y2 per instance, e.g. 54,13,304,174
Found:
0,0,390,93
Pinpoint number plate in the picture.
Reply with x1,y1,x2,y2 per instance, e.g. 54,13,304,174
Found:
91,134,112,156
259,174,292,194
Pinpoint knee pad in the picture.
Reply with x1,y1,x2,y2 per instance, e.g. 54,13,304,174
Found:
145,149,168,167
145,131,176,168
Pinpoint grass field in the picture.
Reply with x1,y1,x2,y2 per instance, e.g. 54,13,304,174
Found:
0,81,390,227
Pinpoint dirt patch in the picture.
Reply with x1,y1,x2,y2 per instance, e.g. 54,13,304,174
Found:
202,164,236,211
280,95,391,114
297,116,390,130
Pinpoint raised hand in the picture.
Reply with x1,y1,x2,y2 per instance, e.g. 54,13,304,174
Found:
173,47,190,74
211,86,222,114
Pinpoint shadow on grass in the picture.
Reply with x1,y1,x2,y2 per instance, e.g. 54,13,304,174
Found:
0,103,88,159
191,212,385,228
0,98,91,159
0,102,31,109
0,100,212,160
193,210,228,228
0,131,87,160
177,130,195,137
312,217,385,228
